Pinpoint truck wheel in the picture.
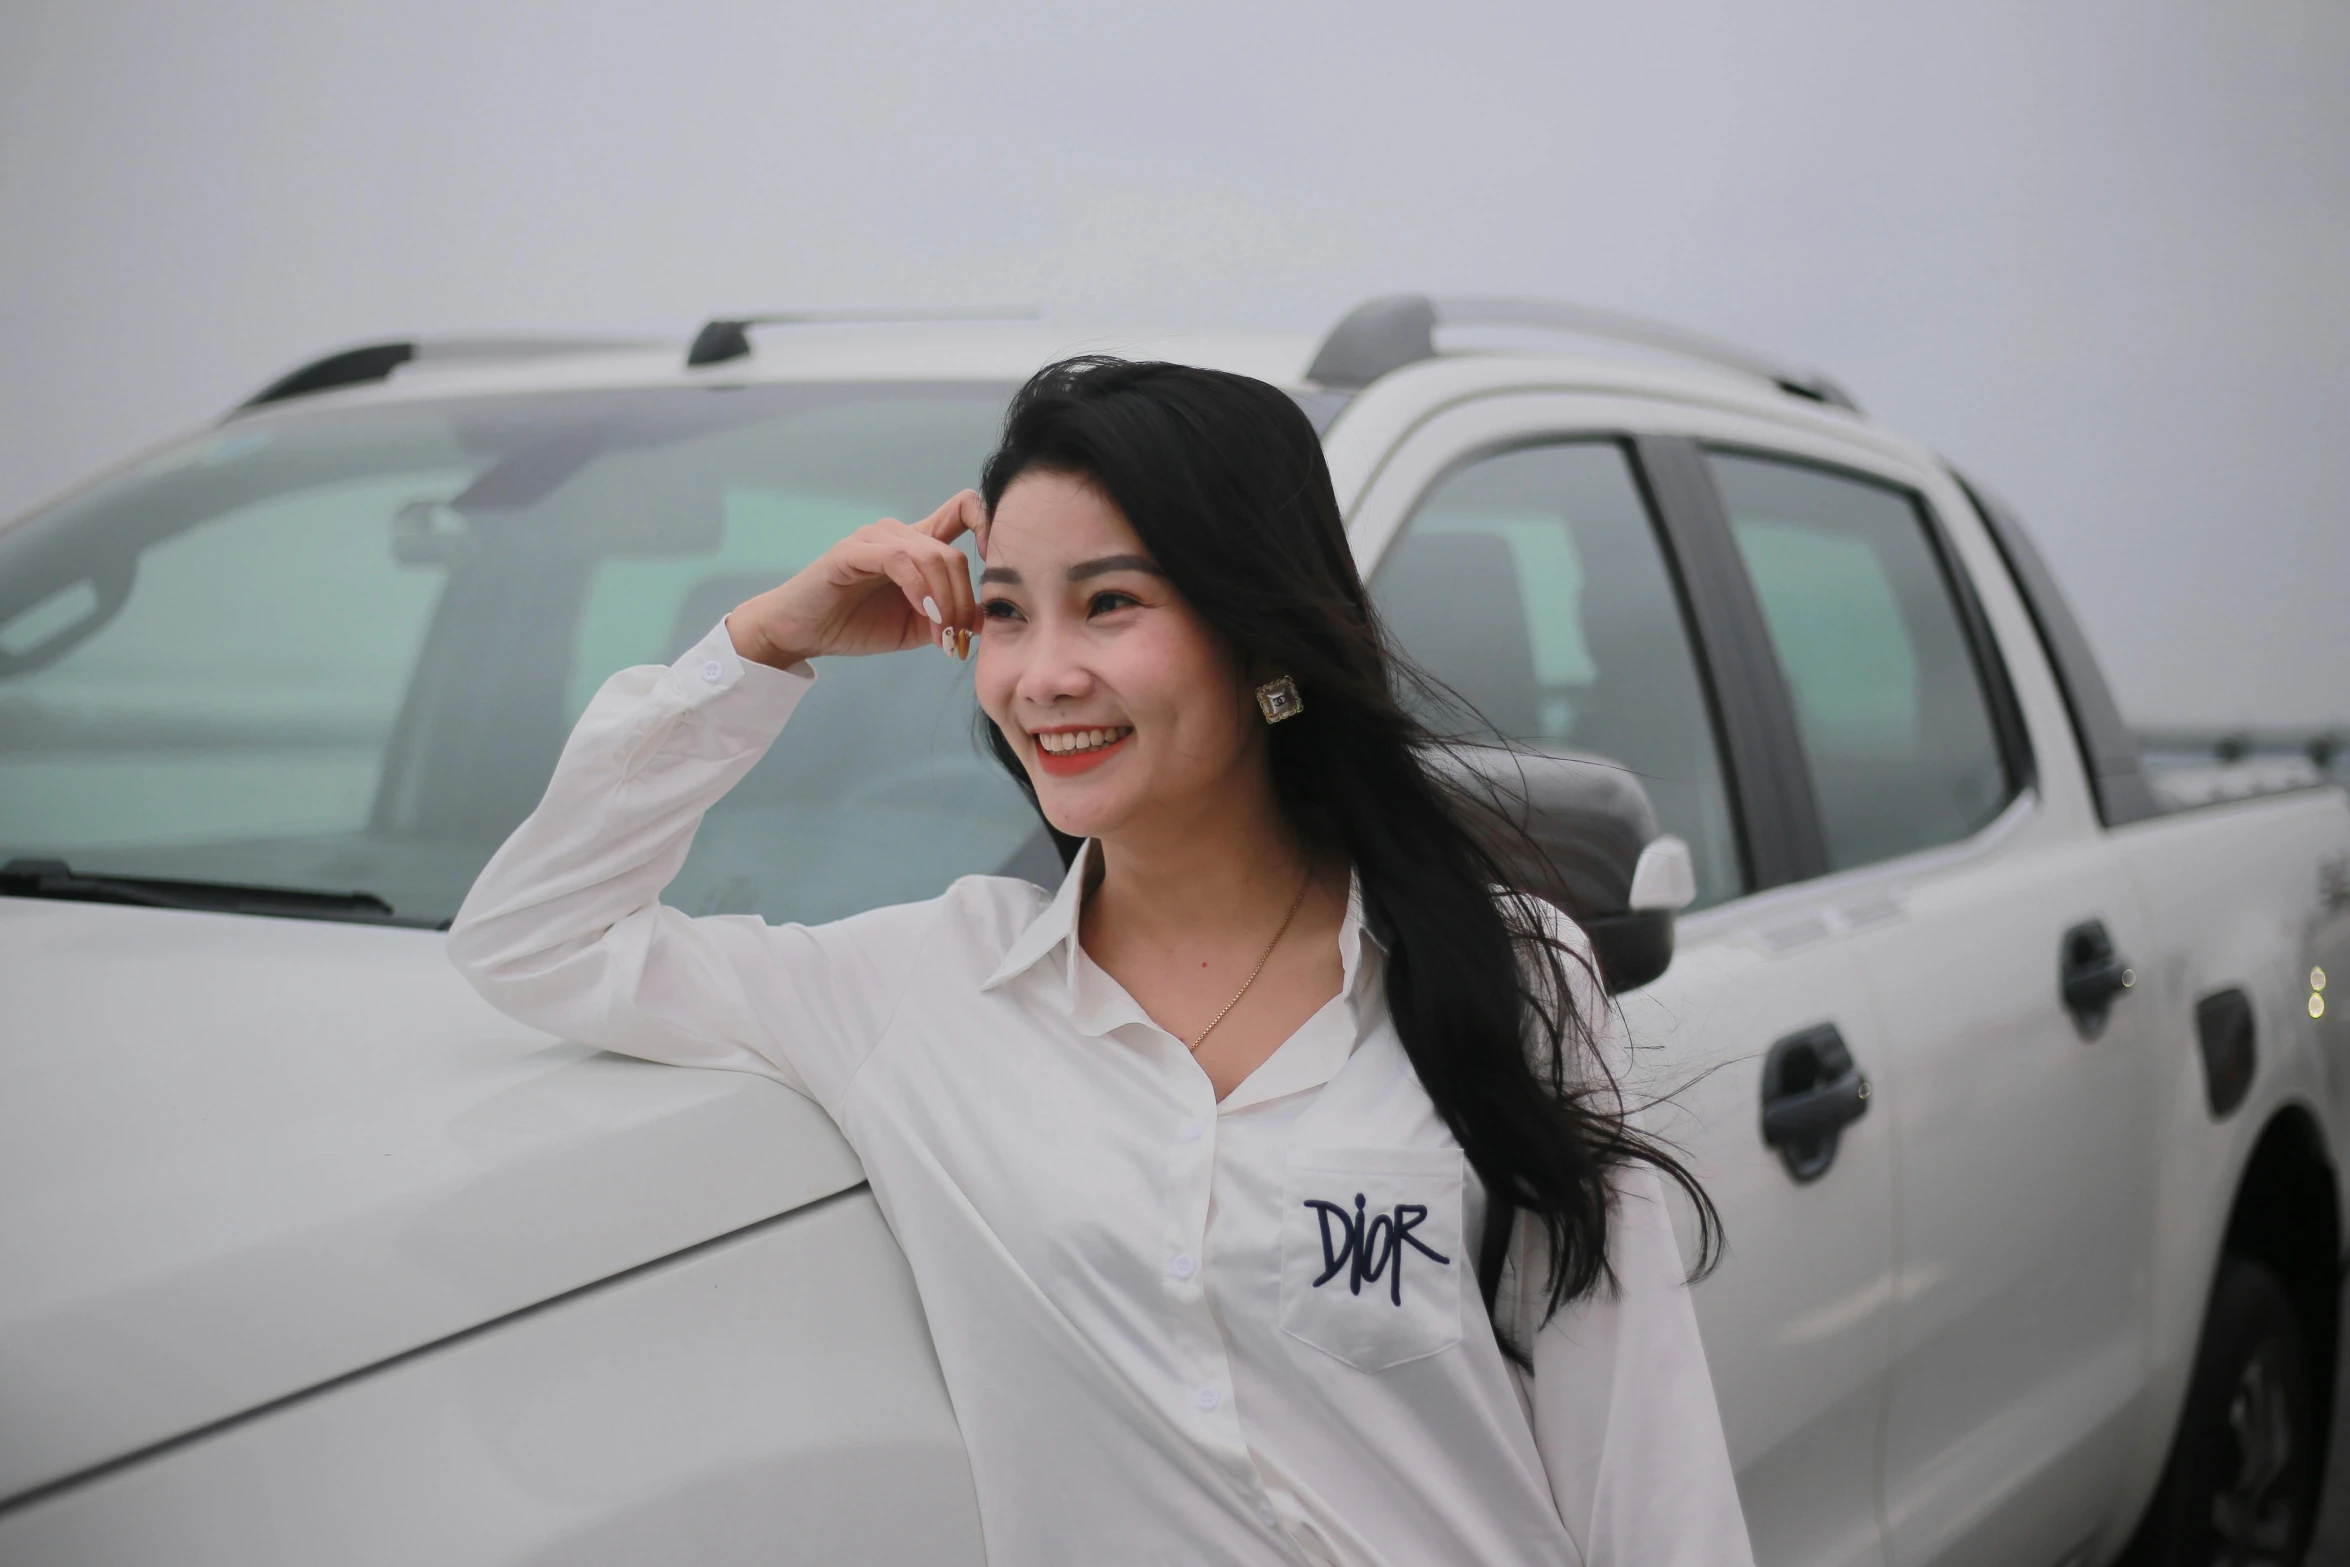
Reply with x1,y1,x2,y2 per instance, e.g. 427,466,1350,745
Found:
2123,1255,2315,1567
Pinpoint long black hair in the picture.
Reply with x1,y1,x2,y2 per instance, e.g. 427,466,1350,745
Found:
977,356,1720,1352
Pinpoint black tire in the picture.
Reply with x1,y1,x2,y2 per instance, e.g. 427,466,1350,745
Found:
2122,1255,2317,1567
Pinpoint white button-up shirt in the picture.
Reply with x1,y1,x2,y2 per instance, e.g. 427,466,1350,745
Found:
450,621,1753,1567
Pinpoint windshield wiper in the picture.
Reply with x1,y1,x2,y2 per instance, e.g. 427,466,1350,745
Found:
0,857,430,927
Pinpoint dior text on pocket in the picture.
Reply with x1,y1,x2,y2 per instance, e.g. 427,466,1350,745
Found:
1303,1194,1451,1306
1281,1147,1465,1372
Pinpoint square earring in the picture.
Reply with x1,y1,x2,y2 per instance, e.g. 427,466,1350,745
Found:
1255,675,1305,724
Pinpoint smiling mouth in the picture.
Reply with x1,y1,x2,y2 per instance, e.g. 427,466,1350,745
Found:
1033,727,1133,756
1030,726,1135,777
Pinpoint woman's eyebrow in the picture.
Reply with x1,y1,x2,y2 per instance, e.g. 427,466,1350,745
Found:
1067,554,1167,582
978,565,1021,585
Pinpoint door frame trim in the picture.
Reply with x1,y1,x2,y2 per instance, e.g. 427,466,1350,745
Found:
1630,434,1828,889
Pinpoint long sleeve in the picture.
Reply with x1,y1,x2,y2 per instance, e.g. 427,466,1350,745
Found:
1512,1164,1753,1566
1509,895,1755,1565
447,619,939,1112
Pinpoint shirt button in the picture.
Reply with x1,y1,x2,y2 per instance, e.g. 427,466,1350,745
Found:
1182,1119,1206,1142
699,658,725,684
1256,1501,1279,1528
1193,1385,1220,1412
1170,1253,1197,1280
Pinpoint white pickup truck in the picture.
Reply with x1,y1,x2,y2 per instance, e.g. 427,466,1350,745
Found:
3,297,2345,1567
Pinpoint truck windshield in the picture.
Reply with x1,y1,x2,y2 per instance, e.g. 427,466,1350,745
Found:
0,382,1050,929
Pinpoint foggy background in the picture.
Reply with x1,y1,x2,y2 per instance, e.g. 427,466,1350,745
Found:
2,0,2343,729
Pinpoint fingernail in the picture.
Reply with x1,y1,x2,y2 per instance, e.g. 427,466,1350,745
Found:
922,597,942,624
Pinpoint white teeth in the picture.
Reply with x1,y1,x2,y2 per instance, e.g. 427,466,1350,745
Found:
1037,727,1129,755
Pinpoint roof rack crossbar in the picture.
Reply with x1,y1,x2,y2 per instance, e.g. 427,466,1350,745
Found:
236,337,659,411
686,306,1040,368
1305,293,1862,413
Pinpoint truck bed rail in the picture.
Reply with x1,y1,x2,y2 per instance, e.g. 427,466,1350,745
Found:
2137,728,2349,812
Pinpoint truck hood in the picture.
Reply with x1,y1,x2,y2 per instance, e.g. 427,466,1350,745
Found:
0,898,863,1504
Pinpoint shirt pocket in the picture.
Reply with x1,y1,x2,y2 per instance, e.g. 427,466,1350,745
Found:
1279,1146,1466,1373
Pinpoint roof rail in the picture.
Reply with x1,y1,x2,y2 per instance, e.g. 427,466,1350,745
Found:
2138,727,2349,773
236,337,660,411
1304,294,1862,413
686,306,1040,368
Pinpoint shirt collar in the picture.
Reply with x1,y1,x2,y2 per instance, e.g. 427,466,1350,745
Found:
981,839,1095,998
981,840,1383,1025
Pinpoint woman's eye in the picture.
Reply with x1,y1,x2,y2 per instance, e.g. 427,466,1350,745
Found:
981,597,1022,621
1088,590,1140,616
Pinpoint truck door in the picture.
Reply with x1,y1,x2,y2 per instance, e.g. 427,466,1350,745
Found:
1701,447,2162,1566
1347,400,1896,1567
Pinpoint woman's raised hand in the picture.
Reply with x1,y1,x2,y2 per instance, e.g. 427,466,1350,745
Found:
727,490,988,670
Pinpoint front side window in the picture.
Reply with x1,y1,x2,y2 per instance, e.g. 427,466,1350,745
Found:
1709,451,2013,872
1369,441,1742,908
0,383,1035,927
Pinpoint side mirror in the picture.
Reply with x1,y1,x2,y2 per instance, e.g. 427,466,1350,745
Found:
1439,747,1695,992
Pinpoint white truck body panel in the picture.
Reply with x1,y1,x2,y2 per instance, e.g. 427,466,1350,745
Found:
0,900,862,1501
2113,792,2350,1516
0,1191,983,1566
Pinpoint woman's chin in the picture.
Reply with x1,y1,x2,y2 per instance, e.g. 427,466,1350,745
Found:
1038,805,1115,844
1032,784,1129,847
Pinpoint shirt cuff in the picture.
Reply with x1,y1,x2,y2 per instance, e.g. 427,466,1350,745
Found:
661,616,816,721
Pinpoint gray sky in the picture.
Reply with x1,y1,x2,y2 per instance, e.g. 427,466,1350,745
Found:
3,0,2343,725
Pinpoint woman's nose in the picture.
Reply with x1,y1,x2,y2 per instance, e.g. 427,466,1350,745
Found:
1013,619,1096,705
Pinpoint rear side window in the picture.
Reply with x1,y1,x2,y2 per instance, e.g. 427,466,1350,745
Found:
1709,452,2013,872
1370,441,1742,908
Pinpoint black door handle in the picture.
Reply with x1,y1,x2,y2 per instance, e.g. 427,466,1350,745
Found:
1761,1023,1871,1183
2060,919,2135,1035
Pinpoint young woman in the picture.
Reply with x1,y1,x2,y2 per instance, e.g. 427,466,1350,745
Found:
450,357,1753,1565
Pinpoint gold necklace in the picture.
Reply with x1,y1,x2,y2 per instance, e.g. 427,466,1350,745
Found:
1189,865,1316,1052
